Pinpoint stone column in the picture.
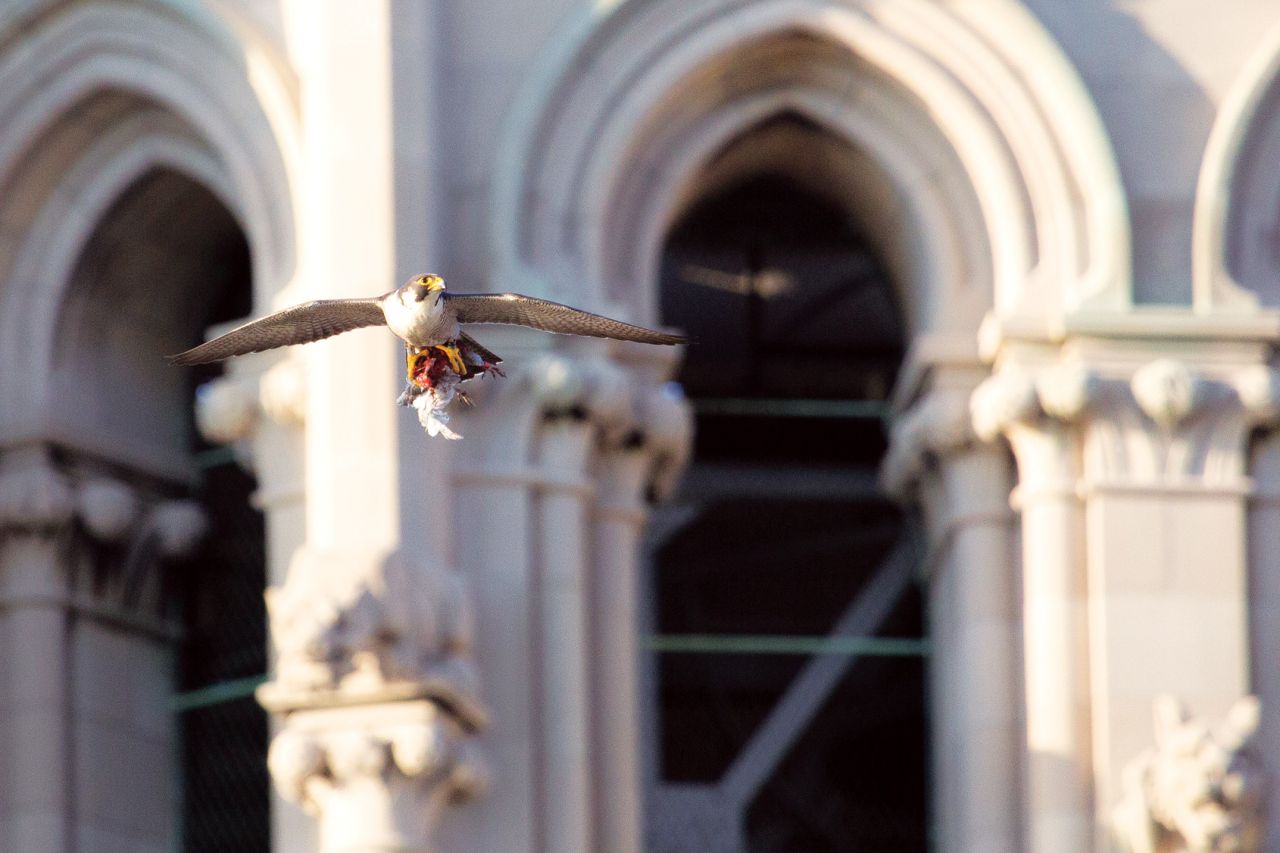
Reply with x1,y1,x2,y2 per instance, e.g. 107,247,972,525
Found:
974,354,1274,851
1248,429,1280,851
972,367,1093,852
446,344,691,853
532,410,595,853
0,449,209,853
884,383,1020,853
0,448,76,852
1072,358,1268,849
590,379,692,853
266,3,458,850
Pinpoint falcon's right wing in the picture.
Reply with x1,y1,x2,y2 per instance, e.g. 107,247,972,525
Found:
168,298,387,365
446,292,685,345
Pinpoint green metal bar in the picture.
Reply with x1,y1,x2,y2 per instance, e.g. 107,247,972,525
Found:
645,634,930,657
193,446,238,470
692,398,889,419
169,634,927,714
172,674,267,713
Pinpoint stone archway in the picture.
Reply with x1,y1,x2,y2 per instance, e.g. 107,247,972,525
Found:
0,7,298,852
1193,17,1280,314
485,1,1130,851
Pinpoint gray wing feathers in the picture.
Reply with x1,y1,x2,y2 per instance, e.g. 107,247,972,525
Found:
168,298,386,365
446,293,685,345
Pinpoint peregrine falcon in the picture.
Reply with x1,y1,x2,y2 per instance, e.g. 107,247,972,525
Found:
168,274,684,377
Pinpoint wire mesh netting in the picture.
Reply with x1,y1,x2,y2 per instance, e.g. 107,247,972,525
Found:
176,459,270,853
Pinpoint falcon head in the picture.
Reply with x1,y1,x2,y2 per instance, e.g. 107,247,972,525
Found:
407,273,446,302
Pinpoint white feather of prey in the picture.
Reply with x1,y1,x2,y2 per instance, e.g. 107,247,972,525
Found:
411,372,463,440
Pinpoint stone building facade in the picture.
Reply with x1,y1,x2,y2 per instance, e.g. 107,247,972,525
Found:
1,0,1280,851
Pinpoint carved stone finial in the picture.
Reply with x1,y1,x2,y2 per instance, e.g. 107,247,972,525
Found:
1132,359,1205,429
970,372,1041,442
77,479,140,542
1113,695,1265,853
196,378,258,445
0,458,75,534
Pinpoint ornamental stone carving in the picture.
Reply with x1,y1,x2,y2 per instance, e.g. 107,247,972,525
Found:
195,377,258,445
1113,695,1265,853
971,359,1280,488
882,387,978,498
148,500,209,559
1036,363,1102,422
638,381,693,500
970,371,1042,442
76,478,140,542
1131,359,1206,429
260,547,487,853
0,456,75,534
261,548,483,714
195,356,307,467
528,353,591,416
1232,365,1280,421
267,700,486,851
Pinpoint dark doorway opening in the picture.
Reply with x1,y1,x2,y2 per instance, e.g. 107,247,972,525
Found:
649,138,927,852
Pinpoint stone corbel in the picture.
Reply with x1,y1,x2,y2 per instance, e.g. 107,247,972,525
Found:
259,547,487,853
1113,695,1265,853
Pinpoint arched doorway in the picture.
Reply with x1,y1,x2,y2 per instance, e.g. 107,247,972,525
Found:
54,166,269,852
646,117,925,851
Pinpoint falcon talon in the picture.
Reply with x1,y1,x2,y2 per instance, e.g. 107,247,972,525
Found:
167,273,685,439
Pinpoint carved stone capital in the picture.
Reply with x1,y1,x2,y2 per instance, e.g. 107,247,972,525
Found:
260,547,486,852
260,548,483,718
268,700,486,852
1113,695,1265,853
0,456,75,535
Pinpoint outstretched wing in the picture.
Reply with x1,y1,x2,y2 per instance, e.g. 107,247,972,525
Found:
445,293,685,345
168,298,387,365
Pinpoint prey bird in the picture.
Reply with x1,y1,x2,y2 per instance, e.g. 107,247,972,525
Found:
168,274,685,381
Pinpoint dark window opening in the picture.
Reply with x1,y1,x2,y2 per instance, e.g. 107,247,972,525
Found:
650,160,927,852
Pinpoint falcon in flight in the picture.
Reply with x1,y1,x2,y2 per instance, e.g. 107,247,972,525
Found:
168,274,685,378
